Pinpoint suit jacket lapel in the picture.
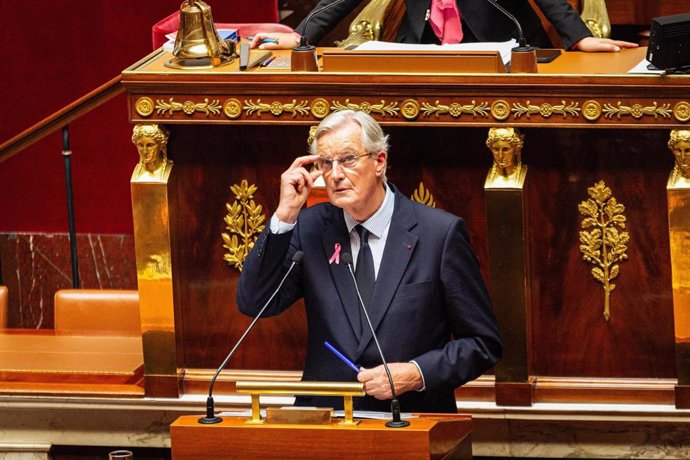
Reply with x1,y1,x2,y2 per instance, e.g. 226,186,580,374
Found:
320,212,362,341
356,191,418,358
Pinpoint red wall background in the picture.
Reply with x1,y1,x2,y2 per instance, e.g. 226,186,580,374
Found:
0,0,276,234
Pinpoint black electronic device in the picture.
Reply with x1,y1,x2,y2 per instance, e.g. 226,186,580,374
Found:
536,48,561,63
647,13,690,70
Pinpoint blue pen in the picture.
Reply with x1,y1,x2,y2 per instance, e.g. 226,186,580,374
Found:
324,341,360,373
247,36,279,44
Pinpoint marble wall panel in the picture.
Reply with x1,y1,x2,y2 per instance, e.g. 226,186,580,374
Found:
0,233,136,329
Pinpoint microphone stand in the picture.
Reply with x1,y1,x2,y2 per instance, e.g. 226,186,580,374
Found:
291,0,348,71
487,0,538,73
342,253,410,428
198,251,303,424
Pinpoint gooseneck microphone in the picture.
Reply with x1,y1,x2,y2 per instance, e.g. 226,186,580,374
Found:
341,252,410,428
296,0,349,48
486,0,527,47
198,250,304,424
486,0,538,73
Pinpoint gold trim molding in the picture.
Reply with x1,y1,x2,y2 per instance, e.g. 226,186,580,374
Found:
603,102,672,120
222,180,266,272
135,96,690,124
578,180,629,321
332,99,399,117
244,99,310,117
421,100,490,118
512,101,581,119
155,97,222,116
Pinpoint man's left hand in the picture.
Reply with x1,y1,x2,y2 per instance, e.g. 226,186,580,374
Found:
572,37,639,52
357,363,423,400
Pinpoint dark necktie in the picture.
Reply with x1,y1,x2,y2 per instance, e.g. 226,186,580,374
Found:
355,225,375,333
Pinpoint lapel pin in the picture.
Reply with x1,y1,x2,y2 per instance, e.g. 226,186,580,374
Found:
329,243,341,264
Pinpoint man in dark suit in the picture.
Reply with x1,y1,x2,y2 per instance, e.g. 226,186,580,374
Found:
236,110,502,413
252,0,637,52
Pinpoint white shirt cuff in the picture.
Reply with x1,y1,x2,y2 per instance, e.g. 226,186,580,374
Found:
270,213,297,234
409,360,426,392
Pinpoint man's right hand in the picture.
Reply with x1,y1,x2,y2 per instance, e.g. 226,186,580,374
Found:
275,155,322,224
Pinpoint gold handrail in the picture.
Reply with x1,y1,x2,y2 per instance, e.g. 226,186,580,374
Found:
0,75,124,164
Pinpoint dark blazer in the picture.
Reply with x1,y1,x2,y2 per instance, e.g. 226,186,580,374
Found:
297,0,592,50
237,185,502,413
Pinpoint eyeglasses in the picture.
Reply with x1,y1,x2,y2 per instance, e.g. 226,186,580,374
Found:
316,153,371,172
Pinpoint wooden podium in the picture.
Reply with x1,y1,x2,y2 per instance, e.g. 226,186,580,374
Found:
170,414,472,459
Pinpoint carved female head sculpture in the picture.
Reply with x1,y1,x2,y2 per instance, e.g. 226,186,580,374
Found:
131,124,169,177
668,129,690,179
486,127,524,179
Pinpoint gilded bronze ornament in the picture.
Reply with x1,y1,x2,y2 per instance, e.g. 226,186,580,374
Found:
244,99,310,117
411,182,436,207
578,181,629,321
485,127,525,187
491,100,511,121
131,124,172,181
668,130,690,188
401,99,421,120
673,102,690,123
223,98,243,119
336,0,405,48
331,99,399,117
155,97,222,116
512,101,580,119
135,97,155,117
580,0,611,38
310,98,331,119
222,180,266,272
603,102,672,119
582,100,602,121
421,100,490,118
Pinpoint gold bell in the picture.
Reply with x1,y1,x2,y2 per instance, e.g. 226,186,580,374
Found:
165,0,235,69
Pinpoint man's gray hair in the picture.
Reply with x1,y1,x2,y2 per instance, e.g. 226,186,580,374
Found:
309,110,389,156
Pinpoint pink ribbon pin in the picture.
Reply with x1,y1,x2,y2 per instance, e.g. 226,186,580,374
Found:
329,243,341,264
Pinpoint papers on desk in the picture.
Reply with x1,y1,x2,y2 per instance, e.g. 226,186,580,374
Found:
356,39,517,66
628,58,665,74
334,410,417,420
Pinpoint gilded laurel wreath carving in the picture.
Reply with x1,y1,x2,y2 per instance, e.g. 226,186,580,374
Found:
602,102,672,119
222,180,266,272
578,180,629,321
411,182,436,207
512,101,581,119
421,100,490,118
244,99,311,117
155,98,222,116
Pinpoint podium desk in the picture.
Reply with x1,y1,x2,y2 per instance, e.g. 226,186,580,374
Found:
171,414,472,459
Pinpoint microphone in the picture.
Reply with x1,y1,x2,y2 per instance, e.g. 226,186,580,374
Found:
486,0,538,73
340,252,410,428
198,250,304,424
296,0,349,48
291,0,348,71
